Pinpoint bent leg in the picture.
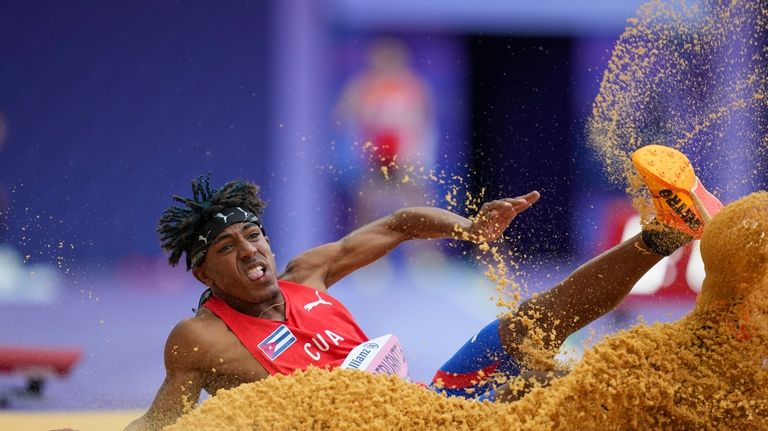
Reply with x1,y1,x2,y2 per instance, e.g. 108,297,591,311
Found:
500,233,665,362
433,233,671,401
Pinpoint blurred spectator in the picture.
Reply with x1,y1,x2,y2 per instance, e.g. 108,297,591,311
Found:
335,38,438,231
336,38,436,170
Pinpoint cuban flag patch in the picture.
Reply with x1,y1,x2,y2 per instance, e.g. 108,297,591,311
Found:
258,324,296,361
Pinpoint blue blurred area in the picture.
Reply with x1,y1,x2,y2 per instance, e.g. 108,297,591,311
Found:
330,0,644,34
0,1,270,261
0,0,647,266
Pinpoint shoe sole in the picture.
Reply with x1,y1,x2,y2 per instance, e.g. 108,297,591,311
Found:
632,145,723,238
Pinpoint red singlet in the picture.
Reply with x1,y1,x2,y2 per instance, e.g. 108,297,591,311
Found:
203,280,369,375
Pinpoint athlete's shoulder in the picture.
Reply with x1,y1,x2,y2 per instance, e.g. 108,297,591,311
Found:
165,310,227,362
280,243,339,289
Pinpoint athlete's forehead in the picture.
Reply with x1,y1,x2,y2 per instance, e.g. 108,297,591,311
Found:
211,222,262,245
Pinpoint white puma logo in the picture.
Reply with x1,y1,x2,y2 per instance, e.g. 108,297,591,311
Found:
303,291,332,312
235,207,259,223
215,212,235,223
198,230,211,244
236,207,259,223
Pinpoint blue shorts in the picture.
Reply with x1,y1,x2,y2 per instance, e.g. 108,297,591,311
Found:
430,319,521,401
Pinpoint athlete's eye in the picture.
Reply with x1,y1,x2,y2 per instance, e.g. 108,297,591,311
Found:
249,232,261,240
218,244,233,253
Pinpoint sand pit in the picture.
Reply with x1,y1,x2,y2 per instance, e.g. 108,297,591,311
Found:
165,193,768,430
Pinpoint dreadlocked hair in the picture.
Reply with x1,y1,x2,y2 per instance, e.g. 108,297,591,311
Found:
157,174,267,270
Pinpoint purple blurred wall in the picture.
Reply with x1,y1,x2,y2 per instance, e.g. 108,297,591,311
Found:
0,1,270,263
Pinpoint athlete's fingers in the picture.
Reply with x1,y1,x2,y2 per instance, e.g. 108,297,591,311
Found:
502,190,541,206
521,190,540,204
478,200,512,216
500,191,540,209
503,199,530,213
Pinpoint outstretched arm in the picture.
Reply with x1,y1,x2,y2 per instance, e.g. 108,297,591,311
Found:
281,191,540,290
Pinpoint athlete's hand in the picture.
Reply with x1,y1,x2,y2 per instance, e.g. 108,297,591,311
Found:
467,191,540,242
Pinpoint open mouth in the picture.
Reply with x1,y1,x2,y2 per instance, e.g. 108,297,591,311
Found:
246,264,266,281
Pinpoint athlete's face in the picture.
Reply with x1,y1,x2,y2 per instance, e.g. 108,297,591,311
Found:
193,222,279,306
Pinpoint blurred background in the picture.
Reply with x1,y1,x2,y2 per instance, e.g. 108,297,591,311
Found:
0,0,764,419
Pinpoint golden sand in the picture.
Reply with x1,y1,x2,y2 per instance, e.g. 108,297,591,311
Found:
166,192,768,430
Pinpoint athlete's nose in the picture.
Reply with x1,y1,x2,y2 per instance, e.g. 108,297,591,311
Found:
237,236,258,260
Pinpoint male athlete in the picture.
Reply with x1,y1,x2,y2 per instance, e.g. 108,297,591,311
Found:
126,145,722,430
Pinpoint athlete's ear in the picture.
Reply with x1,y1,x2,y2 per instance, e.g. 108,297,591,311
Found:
192,265,212,287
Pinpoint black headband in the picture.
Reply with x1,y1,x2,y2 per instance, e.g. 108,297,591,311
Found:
189,206,263,267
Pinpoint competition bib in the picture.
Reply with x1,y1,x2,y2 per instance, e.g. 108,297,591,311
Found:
340,334,408,379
